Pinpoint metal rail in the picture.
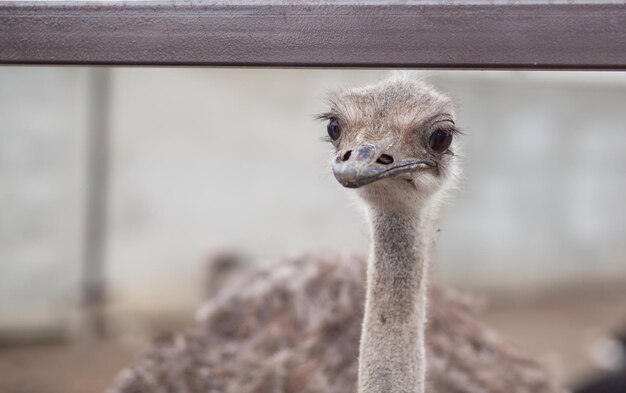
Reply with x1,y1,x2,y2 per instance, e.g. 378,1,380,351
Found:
1,1,626,69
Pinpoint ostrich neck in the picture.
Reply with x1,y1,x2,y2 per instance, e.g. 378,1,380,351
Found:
358,207,433,393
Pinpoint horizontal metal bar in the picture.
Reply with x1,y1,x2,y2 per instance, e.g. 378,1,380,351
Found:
1,1,626,69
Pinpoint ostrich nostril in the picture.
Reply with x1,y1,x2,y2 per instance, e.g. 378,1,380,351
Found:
342,150,352,162
376,154,394,165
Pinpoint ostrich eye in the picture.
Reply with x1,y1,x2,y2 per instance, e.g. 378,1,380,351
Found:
327,119,342,141
428,129,453,153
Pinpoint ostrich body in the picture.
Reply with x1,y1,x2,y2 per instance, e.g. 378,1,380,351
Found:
109,77,560,393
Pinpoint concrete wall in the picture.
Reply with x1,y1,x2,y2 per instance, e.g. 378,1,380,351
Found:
0,68,90,335
433,72,626,291
1,68,625,334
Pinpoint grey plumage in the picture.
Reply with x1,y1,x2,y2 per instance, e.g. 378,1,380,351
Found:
109,251,559,393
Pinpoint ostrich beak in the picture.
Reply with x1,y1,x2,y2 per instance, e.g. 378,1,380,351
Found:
332,143,435,189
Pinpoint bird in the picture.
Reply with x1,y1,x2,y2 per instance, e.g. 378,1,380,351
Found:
574,321,626,393
108,75,561,393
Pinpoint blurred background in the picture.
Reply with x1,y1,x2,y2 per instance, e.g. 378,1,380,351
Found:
0,68,625,393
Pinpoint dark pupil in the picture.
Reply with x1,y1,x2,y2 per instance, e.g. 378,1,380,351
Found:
429,129,453,153
327,119,341,140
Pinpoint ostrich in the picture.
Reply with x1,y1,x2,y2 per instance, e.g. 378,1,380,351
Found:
109,76,561,393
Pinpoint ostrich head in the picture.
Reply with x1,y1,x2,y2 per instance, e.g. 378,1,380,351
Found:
321,75,461,212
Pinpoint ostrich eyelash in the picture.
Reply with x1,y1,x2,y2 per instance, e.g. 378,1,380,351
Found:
451,126,466,136
433,123,463,136
315,112,336,121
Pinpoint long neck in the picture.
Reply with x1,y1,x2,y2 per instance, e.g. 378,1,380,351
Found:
358,207,434,393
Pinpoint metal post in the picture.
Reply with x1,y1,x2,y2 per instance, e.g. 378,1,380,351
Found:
82,68,111,339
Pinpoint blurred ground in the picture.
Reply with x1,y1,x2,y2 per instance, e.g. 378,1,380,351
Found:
0,287,624,393
0,341,133,393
